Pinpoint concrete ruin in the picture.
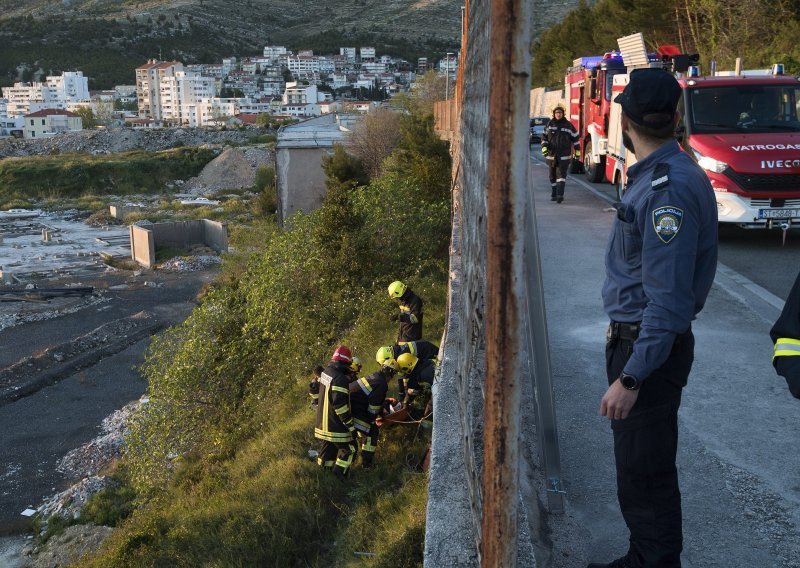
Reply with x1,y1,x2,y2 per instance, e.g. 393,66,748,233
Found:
129,219,228,269
275,113,360,224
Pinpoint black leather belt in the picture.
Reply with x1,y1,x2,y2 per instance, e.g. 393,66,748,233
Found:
607,321,692,343
608,321,641,341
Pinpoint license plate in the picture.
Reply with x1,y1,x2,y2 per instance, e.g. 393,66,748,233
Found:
758,208,800,219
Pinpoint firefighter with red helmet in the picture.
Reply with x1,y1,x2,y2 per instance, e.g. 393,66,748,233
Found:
314,345,357,478
541,104,580,203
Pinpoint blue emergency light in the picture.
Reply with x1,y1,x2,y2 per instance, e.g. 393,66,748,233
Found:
772,63,785,76
688,66,701,77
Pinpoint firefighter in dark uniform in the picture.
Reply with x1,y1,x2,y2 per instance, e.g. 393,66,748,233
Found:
348,350,400,467
308,365,324,407
380,340,440,364
770,268,800,399
314,345,357,478
388,280,423,343
541,104,580,203
591,69,718,568
396,352,436,409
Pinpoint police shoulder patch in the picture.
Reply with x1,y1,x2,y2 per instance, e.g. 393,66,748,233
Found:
652,205,683,244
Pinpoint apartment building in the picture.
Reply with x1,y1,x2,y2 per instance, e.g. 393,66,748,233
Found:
359,47,376,62
135,60,184,120
1,71,89,117
159,71,216,126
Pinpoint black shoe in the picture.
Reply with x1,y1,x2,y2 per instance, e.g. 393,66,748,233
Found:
557,197,563,203
551,195,557,201
587,556,632,568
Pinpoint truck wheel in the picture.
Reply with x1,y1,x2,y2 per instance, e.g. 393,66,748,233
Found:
584,141,605,183
615,177,625,201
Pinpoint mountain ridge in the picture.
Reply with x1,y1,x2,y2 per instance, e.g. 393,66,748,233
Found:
0,0,462,88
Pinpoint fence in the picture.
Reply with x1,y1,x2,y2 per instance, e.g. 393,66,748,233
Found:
427,1,564,566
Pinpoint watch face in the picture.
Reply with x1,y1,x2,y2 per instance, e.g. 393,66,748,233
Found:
621,374,639,390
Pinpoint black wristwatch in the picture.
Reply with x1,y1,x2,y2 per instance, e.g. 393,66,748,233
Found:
619,372,640,391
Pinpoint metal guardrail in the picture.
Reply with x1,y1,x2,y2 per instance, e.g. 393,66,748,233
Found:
523,180,565,514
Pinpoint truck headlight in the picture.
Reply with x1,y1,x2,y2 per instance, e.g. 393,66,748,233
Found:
692,149,728,173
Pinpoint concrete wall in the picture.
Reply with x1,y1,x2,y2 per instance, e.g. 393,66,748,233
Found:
129,220,227,268
276,146,329,223
530,87,566,118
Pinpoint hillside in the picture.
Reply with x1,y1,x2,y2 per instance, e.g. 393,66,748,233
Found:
0,0,462,89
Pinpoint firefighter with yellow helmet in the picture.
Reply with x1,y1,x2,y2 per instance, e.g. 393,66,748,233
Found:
541,103,580,203
388,280,424,343
396,352,436,409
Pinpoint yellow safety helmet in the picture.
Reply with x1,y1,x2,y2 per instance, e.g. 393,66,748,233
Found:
388,280,407,299
382,357,400,372
376,346,394,365
349,356,362,373
397,352,418,374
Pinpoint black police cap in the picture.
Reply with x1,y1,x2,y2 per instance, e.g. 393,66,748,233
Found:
613,68,681,128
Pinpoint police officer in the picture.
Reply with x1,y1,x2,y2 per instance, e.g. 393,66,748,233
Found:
591,69,718,568
770,268,800,399
541,104,579,203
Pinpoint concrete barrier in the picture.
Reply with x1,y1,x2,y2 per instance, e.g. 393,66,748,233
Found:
129,220,227,268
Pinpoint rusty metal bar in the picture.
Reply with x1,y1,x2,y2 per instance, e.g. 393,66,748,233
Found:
481,0,532,565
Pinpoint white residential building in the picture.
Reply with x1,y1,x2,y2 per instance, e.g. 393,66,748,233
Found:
1,71,89,117
46,71,90,102
282,82,322,105
340,47,357,63
159,71,217,125
222,57,237,74
286,56,321,76
360,47,376,62
135,60,184,120
264,46,289,60
362,62,386,74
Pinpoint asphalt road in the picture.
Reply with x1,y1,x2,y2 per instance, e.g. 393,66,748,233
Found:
531,151,800,568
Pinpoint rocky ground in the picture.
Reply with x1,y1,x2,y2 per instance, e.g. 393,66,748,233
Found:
0,127,260,159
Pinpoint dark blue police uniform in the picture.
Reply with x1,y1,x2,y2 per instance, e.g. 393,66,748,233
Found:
602,139,717,567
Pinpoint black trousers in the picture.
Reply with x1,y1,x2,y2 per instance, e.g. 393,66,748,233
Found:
547,155,571,197
317,438,355,477
605,328,694,568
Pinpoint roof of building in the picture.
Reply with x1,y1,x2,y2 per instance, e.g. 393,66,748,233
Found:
276,112,361,149
24,109,79,118
136,60,181,71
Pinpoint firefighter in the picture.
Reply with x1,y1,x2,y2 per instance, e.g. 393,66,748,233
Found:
349,350,400,467
314,345,357,478
541,104,580,203
770,268,800,399
348,356,363,382
378,340,440,364
396,352,436,410
388,280,424,343
308,365,324,407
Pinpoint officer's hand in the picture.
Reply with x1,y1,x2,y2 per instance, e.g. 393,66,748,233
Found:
541,146,549,156
599,380,638,420
389,313,399,322
574,149,581,159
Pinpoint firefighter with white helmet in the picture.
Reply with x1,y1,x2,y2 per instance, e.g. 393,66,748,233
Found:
541,104,580,203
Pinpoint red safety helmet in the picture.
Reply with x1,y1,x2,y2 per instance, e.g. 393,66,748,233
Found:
332,345,353,363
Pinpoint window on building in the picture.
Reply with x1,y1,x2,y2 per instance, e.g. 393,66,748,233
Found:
42,119,46,125
30,119,34,126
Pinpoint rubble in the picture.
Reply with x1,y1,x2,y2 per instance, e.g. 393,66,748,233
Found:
0,127,263,159
180,146,273,196
159,255,222,271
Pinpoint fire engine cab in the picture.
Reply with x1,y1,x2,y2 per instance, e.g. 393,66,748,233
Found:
566,33,800,228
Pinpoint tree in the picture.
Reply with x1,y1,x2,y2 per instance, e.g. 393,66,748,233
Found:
396,70,447,115
74,106,97,129
346,107,402,179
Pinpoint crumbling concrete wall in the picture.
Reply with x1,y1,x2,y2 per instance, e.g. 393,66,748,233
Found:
530,87,567,117
129,220,227,268
276,147,329,223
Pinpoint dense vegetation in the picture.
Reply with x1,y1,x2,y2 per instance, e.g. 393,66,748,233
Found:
67,108,451,567
532,0,800,88
0,148,216,205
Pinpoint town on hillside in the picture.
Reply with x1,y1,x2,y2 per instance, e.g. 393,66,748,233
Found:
0,46,460,138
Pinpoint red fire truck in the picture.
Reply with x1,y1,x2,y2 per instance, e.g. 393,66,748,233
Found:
566,37,800,228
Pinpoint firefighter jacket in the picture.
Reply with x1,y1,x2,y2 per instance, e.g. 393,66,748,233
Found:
314,361,355,442
393,340,439,363
396,289,424,342
770,269,800,398
309,379,320,406
541,116,579,158
349,370,390,433
400,358,436,402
